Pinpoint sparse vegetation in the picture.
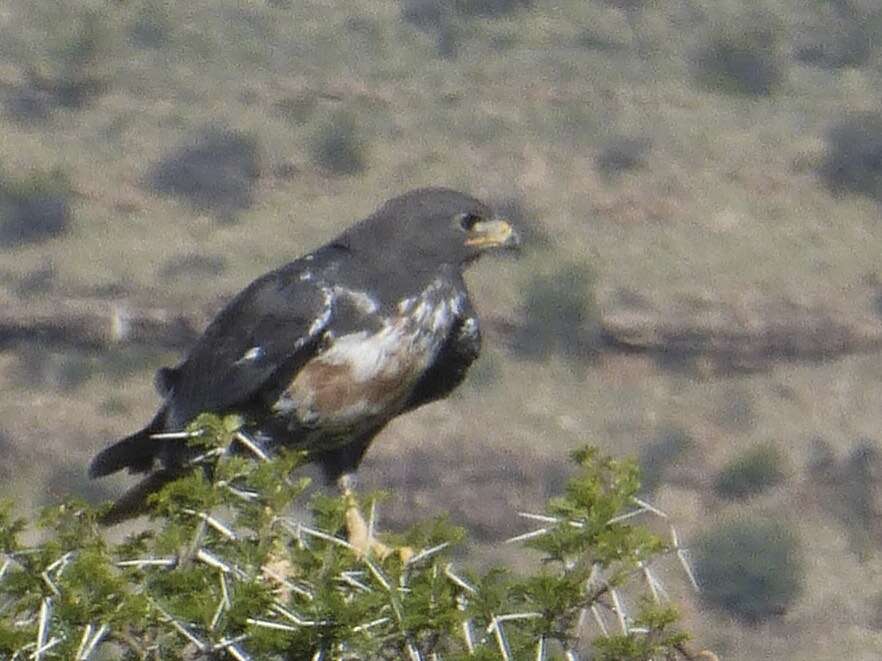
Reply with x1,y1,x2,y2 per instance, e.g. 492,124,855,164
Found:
310,112,369,176
696,517,804,622
129,0,174,49
453,0,533,18
596,135,652,177
513,262,600,361
639,426,694,495
29,9,113,110
159,253,227,282
713,443,786,501
0,168,72,248
820,113,882,203
148,128,261,220
693,24,784,96
794,18,873,70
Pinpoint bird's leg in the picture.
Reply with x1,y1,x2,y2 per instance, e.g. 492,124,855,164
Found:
338,473,412,562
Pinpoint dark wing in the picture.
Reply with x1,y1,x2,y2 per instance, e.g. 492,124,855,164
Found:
161,258,334,428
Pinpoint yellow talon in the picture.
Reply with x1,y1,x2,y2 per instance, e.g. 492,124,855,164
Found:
343,489,414,562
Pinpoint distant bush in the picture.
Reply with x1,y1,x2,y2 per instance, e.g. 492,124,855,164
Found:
596,135,652,177
310,112,368,176
401,0,460,58
0,431,12,481
805,435,837,482
639,426,694,495
453,0,533,18
159,253,227,282
0,168,72,247
713,386,756,433
513,262,600,361
713,444,786,500
820,113,882,203
31,9,111,109
402,0,449,30
794,19,872,70
693,25,784,96
14,265,56,296
273,94,317,126
148,128,261,220
129,0,173,49
840,441,882,533
696,517,804,622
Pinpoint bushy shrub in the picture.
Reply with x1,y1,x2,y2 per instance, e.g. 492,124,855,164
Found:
639,426,694,495
513,262,600,361
453,0,533,18
820,113,882,203
310,112,368,176
148,128,261,219
39,9,111,109
693,25,784,96
713,443,786,501
596,136,652,177
129,0,174,49
696,517,804,622
273,94,317,126
402,0,449,30
0,419,697,659
0,168,72,247
794,19,872,70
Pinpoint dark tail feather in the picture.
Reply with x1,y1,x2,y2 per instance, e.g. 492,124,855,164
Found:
89,427,161,478
98,470,184,525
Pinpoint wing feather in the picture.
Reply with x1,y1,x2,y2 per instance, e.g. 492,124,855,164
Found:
162,259,334,428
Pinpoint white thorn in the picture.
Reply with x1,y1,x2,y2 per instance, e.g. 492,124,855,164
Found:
34,598,52,661
633,497,669,519
444,564,477,594
183,510,238,540
246,617,299,632
235,431,270,462
150,429,203,440
590,604,608,636
406,542,450,566
610,588,629,634
505,527,549,544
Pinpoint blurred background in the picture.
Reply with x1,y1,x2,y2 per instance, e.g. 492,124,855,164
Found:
3,0,882,657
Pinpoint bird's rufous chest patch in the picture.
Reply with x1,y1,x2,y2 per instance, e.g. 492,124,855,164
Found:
275,282,463,432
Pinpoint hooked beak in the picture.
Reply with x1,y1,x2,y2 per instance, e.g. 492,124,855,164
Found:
464,218,520,250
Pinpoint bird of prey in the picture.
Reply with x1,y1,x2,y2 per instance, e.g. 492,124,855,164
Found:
89,188,520,539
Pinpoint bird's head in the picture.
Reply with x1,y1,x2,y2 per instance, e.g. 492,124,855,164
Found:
344,188,520,271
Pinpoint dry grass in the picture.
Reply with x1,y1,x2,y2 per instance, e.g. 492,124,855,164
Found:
3,0,882,657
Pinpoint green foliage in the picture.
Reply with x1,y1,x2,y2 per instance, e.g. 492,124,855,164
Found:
713,443,786,501
0,416,695,658
696,517,804,622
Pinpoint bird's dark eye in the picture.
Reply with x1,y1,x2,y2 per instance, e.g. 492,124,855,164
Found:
458,213,482,231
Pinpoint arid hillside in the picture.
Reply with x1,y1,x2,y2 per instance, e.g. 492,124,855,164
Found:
4,1,882,657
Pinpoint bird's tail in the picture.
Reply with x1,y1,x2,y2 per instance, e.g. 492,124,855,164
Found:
89,420,163,479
